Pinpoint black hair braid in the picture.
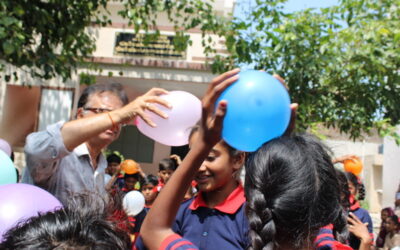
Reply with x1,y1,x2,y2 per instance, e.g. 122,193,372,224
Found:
246,188,276,250
357,183,366,201
245,134,346,249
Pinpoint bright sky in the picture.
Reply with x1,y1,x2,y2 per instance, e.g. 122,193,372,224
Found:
235,0,339,18
284,0,339,12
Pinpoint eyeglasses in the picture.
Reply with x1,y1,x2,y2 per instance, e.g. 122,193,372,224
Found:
83,107,114,114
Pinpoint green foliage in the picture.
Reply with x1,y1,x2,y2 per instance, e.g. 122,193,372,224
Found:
216,0,400,142
0,0,104,81
359,200,369,210
104,149,125,162
79,72,97,86
0,0,225,82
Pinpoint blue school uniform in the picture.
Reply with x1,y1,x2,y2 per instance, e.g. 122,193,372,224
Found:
172,184,249,250
348,200,373,249
160,223,352,250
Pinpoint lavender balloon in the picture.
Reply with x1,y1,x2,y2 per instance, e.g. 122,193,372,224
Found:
137,91,201,146
0,184,62,241
0,139,11,157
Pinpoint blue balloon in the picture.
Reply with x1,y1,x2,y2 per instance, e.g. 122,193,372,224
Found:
0,150,17,185
217,70,291,152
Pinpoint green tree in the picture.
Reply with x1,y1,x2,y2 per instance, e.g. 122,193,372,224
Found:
215,0,400,142
0,0,225,82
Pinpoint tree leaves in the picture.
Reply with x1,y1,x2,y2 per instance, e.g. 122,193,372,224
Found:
216,0,400,142
0,0,226,81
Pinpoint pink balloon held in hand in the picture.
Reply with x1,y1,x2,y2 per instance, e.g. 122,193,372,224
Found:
137,91,202,146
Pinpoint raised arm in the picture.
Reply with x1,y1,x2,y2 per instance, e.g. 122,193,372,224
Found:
332,154,359,164
61,88,171,152
24,87,170,185
140,69,240,250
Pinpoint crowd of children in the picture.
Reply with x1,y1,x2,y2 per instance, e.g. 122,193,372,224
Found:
1,69,400,250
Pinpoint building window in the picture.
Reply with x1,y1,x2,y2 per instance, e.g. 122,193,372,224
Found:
38,87,74,132
108,126,154,163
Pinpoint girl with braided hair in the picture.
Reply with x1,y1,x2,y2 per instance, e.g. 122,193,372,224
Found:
345,172,373,249
345,172,366,201
245,134,352,250
142,131,366,250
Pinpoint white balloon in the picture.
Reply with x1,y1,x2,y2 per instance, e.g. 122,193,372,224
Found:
122,191,145,216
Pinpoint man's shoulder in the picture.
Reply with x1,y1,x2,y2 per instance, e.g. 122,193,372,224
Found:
26,122,64,146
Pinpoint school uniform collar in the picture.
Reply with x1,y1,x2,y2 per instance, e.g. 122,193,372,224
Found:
189,183,245,214
349,195,360,211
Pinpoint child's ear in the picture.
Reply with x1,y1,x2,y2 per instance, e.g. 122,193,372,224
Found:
232,152,246,171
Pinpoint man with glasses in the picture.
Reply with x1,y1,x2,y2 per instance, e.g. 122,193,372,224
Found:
23,83,170,205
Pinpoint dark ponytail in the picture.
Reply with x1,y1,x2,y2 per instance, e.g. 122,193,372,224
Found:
245,134,347,250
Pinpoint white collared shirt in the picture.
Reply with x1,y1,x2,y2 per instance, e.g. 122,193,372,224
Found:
23,121,107,205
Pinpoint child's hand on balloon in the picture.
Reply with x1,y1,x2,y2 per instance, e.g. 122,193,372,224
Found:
284,103,298,136
198,68,240,147
332,154,359,164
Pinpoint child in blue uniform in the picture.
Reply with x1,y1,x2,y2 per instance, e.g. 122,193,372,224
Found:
345,172,373,249
171,125,248,250
140,69,355,250
140,68,242,250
